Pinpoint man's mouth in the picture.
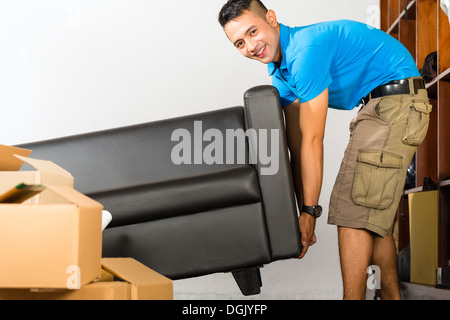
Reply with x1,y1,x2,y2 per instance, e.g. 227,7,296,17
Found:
255,46,266,58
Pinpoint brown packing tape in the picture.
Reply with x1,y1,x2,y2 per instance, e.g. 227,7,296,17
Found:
0,183,46,203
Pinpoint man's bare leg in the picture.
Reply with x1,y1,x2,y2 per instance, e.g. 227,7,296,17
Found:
371,234,401,300
338,226,373,300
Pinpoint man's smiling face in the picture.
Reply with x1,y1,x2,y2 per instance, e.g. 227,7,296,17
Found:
224,9,282,64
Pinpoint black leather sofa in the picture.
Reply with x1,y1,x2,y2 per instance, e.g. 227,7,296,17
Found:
18,86,301,295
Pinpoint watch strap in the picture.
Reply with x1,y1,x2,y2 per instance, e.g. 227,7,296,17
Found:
301,205,322,218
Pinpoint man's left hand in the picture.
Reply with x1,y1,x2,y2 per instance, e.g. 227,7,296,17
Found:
298,213,317,259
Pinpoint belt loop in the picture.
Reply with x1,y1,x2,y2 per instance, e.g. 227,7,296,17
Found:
408,78,415,96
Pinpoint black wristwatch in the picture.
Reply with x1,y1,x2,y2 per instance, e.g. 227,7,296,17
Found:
301,205,322,218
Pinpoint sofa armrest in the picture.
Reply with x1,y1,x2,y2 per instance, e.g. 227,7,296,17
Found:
243,85,301,259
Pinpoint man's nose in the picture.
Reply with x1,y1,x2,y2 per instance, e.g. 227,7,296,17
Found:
247,39,257,55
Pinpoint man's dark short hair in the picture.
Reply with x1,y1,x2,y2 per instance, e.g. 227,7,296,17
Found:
218,0,268,28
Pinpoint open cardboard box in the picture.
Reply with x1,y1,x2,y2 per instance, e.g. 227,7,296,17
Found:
0,145,74,204
0,145,102,289
0,258,173,300
0,185,103,289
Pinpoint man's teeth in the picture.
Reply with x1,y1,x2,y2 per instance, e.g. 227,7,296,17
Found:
256,46,265,56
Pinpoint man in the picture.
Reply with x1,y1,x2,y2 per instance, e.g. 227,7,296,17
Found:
218,0,431,300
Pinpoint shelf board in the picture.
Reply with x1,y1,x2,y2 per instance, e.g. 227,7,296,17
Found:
402,179,450,195
404,186,423,195
424,68,450,97
439,68,450,82
439,179,450,188
425,77,438,99
387,24,399,37
427,68,450,87
426,77,438,90
387,0,417,35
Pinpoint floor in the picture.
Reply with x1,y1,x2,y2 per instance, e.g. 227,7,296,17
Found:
399,282,450,300
365,282,450,300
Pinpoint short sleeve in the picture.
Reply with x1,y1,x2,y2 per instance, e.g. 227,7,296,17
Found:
272,74,298,108
290,45,333,103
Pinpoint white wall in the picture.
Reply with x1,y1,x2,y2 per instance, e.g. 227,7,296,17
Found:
0,0,379,299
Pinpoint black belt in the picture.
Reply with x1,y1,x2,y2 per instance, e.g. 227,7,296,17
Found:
361,78,425,105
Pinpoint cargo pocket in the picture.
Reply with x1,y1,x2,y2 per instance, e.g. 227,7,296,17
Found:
351,150,403,210
402,101,432,146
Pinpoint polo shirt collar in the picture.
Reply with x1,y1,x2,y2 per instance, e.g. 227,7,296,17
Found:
268,23,290,76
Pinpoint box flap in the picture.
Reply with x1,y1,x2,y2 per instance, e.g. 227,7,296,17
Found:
14,155,73,178
101,258,169,285
0,145,32,171
102,258,173,300
46,185,103,209
101,258,172,299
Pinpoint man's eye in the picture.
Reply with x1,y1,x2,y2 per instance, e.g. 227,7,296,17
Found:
250,29,257,35
236,41,244,48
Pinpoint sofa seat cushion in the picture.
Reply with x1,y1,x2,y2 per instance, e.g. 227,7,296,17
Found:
89,165,261,228
102,202,271,279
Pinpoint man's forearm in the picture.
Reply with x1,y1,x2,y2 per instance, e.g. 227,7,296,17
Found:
300,138,324,207
297,88,328,209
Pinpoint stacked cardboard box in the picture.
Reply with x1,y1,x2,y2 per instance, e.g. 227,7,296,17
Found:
0,145,173,300
0,258,173,300
409,190,439,286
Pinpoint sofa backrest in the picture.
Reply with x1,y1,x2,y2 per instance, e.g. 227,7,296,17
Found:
17,106,250,194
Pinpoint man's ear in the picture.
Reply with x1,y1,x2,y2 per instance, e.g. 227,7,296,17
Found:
266,9,278,27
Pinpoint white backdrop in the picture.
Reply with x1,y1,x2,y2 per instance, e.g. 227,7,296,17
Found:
0,0,379,299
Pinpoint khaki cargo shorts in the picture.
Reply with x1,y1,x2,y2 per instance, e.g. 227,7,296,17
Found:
328,79,431,237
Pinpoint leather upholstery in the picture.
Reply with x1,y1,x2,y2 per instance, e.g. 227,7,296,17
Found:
89,166,261,228
17,85,301,292
244,86,301,259
102,202,272,279
19,106,247,194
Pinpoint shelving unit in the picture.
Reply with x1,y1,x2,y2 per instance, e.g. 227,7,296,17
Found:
381,0,450,281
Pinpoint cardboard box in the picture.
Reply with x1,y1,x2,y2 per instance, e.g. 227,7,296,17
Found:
101,258,173,300
0,282,129,300
0,258,173,300
0,145,74,204
409,190,439,285
0,185,103,289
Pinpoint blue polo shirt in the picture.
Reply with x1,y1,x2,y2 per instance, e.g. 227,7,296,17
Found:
268,20,420,110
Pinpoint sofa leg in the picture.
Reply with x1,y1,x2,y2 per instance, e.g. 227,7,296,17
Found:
232,267,262,296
